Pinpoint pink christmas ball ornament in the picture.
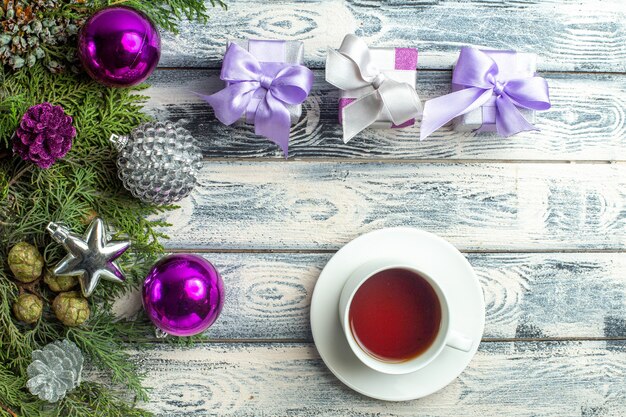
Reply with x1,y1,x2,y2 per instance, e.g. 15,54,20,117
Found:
78,6,161,87
13,102,76,169
142,254,225,337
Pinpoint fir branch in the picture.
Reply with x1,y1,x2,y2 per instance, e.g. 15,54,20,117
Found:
88,0,227,34
0,61,168,416
0,403,17,417
0,361,46,417
0,273,66,375
58,382,152,417
66,314,151,403
0,0,223,413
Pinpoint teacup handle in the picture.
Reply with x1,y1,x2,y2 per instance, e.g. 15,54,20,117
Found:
446,330,473,352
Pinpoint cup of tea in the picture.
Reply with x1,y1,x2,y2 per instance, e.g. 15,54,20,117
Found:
338,260,473,374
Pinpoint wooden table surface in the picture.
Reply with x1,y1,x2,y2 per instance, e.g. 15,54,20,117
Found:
134,1,626,415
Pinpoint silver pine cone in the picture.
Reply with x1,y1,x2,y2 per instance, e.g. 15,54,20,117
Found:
113,121,203,205
26,339,84,403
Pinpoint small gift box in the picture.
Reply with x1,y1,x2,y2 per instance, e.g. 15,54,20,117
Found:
420,47,550,140
338,47,418,129
199,39,313,157
326,35,422,143
227,39,305,125
452,50,536,132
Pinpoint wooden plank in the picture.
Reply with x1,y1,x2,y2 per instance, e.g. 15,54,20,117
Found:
136,341,626,416
159,0,626,72
116,252,626,340
156,161,626,251
145,69,626,160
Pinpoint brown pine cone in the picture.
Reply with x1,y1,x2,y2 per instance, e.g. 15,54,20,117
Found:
43,269,78,292
12,293,43,324
8,242,44,283
52,291,89,326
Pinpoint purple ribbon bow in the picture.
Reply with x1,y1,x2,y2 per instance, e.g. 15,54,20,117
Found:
199,42,314,157
420,48,551,140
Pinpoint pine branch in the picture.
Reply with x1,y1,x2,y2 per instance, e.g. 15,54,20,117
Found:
66,313,152,402
88,0,227,34
59,382,153,417
0,55,168,417
0,362,46,417
0,0,223,413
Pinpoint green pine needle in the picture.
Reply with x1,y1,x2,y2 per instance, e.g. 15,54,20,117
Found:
58,382,153,417
67,313,152,402
0,62,161,416
88,0,227,34
0,0,226,415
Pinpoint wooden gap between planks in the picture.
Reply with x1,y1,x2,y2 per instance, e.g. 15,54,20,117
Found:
155,66,626,77
130,337,626,344
167,248,626,254
198,158,623,164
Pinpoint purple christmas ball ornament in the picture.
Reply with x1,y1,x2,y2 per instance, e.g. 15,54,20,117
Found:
142,254,225,337
13,102,76,169
78,6,160,87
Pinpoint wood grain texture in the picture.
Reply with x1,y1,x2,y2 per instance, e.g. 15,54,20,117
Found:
157,161,626,251
118,252,626,340
133,1,626,414
159,0,626,72
136,341,626,416
144,69,626,160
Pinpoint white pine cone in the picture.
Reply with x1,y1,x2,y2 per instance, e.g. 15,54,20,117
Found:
26,339,84,403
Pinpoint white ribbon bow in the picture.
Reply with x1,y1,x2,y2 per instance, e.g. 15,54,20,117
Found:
326,34,423,143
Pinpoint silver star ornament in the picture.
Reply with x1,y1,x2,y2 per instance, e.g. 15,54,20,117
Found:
47,218,130,297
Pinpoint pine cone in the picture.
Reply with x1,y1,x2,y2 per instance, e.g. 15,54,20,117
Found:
26,339,83,403
44,269,77,292
0,0,84,71
52,291,89,326
114,121,202,205
80,208,98,226
8,241,43,282
12,293,43,323
13,102,76,169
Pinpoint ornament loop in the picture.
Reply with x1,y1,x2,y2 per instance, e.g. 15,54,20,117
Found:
155,328,168,339
47,222,70,243
109,133,129,151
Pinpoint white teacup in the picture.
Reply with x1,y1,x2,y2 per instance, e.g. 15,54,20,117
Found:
339,260,473,375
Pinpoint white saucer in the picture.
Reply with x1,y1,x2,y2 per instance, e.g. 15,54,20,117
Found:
310,227,485,401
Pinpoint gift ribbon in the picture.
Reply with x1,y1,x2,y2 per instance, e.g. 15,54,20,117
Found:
326,34,422,143
420,47,551,140
198,42,314,157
